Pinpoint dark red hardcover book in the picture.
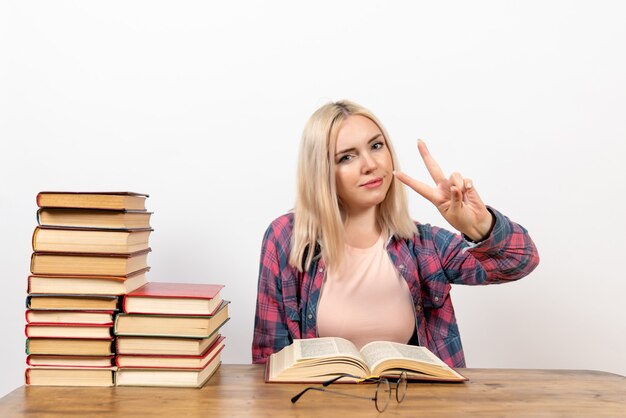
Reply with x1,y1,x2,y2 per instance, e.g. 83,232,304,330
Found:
123,282,224,316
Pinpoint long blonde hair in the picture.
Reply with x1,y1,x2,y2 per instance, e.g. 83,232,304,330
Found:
289,100,417,271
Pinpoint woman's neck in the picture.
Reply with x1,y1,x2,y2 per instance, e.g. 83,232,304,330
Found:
343,206,381,249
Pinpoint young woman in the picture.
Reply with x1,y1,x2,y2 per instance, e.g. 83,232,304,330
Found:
252,100,539,367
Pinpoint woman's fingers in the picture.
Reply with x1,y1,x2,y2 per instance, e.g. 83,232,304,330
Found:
417,140,447,184
449,172,464,191
393,170,435,203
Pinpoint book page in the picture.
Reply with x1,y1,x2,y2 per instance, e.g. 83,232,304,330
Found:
296,337,362,360
360,341,445,371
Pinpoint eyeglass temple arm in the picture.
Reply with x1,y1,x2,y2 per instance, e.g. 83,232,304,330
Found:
291,387,318,404
322,374,377,387
291,386,375,404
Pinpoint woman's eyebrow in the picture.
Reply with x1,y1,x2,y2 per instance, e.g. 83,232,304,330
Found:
335,134,382,156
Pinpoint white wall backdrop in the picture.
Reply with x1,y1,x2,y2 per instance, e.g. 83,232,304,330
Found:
1,0,625,397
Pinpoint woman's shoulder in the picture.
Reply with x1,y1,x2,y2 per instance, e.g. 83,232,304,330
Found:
263,211,295,242
268,211,294,229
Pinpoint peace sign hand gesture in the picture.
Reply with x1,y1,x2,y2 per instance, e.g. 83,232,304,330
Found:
394,140,494,242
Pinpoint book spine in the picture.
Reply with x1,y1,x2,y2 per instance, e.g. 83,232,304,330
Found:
113,315,121,334
25,324,114,339
24,369,31,385
32,227,39,251
29,253,36,274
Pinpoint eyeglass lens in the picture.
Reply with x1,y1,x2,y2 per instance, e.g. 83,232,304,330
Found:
374,378,391,412
396,372,408,403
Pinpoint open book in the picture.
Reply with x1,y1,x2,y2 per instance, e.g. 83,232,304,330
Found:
266,337,467,383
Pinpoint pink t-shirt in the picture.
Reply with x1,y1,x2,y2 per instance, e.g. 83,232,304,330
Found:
317,234,416,350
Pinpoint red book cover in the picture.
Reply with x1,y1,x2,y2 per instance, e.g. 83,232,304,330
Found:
115,337,225,370
123,282,224,315
126,282,224,299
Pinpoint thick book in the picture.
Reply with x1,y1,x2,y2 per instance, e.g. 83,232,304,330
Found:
27,295,119,311
26,338,114,356
26,310,114,325
32,227,152,254
115,352,222,388
123,282,224,315
37,208,152,229
30,249,151,276
36,191,148,211
114,301,229,338
26,355,114,368
116,336,225,369
265,337,468,383
25,367,114,386
25,324,113,339
116,332,222,356
27,268,149,295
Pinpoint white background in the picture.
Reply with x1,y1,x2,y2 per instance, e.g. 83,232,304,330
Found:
1,1,625,397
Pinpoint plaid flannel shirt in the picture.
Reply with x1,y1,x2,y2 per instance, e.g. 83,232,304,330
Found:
252,207,539,367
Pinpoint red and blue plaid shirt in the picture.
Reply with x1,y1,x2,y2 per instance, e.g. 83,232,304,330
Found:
252,207,539,367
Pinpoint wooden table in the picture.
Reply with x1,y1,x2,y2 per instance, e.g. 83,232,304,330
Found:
1,365,625,417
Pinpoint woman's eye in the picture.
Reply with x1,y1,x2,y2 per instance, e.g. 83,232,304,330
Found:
337,154,353,164
372,141,384,150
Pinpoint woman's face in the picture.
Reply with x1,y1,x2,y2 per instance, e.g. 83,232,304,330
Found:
334,115,394,214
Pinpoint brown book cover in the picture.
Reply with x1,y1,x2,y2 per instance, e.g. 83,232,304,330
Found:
114,301,229,338
37,191,149,211
32,226,152,254
37,208,152,230
25,324,113,339
115,331,222,356
26,309,115,325
25,367,114,386
28,267,149,295
27,295,120,311
26,338,114,356
30,249,151,276
26,355,115,368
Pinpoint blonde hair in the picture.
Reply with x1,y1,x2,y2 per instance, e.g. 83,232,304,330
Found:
290,100,417,271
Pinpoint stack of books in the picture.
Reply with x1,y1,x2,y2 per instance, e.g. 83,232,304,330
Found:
114,282,228,388
25,192,152,387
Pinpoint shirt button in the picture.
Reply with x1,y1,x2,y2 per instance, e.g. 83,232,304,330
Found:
434,296,439,302
308,314,313,319
399,264,405,269
318,267,324,273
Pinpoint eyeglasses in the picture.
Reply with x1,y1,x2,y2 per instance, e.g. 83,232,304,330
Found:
291,371,408,412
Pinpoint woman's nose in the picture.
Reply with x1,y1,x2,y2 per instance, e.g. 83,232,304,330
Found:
361,152,378,173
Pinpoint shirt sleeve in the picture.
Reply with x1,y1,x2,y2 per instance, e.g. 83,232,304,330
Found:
251,221,293,364
433,207,540,285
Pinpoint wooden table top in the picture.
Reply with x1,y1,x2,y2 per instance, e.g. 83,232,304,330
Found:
1,365,625,417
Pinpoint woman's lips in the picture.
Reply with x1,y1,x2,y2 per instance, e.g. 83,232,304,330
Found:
361,178,383,188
